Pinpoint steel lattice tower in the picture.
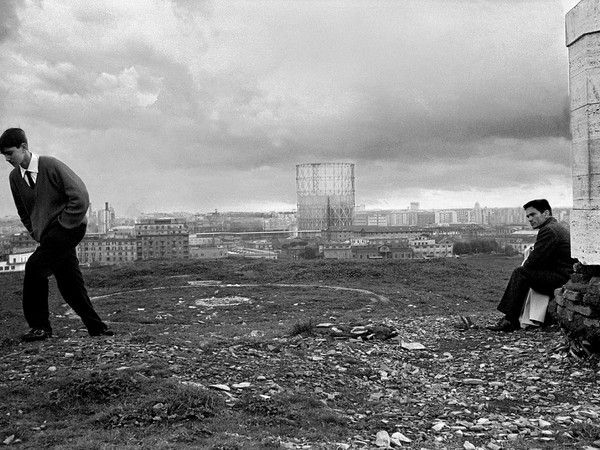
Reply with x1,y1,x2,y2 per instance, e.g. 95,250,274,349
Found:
296,163,355,231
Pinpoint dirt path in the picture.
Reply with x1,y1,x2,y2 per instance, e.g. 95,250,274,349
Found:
91,280,390,303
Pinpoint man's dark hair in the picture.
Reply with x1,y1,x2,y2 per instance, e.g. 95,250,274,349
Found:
0,128,27,152
523,199,552,216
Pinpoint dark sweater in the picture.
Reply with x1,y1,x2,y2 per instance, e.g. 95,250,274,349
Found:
9,155,89,242
523,217,574,277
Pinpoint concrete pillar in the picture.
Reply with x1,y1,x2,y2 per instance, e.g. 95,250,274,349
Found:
567,0,600,264
558,0,600,353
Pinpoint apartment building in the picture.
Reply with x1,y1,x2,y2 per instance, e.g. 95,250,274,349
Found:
352,244,413,260
77,235,137,266
134,218,189,260
0,250,33,273
408,235,454,258
321,242,413,260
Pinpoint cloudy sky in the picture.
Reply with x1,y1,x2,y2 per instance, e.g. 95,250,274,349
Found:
0,0,582,216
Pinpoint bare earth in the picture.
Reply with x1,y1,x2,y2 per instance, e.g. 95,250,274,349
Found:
1,256,599,449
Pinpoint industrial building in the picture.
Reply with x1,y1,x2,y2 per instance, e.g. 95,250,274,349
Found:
296,162,355,231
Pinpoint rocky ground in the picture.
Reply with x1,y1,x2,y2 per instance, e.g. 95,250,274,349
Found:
1,257,599,449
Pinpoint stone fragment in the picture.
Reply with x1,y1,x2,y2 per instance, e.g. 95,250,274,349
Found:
375,430,390,447
463,442,476,450
209,384,230,391
580,410,599,419
538,419,551,427
391,432,411,443
462,378,485,385
401,342,426,350
432,422,446,431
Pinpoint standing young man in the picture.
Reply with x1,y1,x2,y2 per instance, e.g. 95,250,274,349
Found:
488,199,575,332
0,128,113,341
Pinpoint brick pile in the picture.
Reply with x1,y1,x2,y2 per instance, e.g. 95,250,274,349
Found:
554,263,600,353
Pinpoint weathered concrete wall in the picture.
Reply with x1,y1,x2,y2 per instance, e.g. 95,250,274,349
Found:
567,0,600,265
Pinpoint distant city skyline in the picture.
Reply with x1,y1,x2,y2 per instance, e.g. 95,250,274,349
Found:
0,1,578,216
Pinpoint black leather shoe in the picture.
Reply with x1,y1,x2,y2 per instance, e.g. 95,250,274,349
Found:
487,318,519,332
22,328,52,341
89,328,114,337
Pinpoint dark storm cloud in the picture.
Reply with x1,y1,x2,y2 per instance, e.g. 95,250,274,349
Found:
0,0,575,214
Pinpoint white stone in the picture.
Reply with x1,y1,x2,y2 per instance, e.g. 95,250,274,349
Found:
391,432,411,443
432,422,446,431
462,378,485,385
539,419,551,427
401,341,426,350
375,430,390,447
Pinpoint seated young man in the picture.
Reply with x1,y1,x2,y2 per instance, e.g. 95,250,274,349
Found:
488,199,575,332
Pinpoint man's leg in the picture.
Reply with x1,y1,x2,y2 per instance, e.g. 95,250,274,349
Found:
54,249,109,335
22,224,81,337
497,266,532,322
492,266,569,331
22,249,52,333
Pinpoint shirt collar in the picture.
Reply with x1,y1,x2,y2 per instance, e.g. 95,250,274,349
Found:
19,153,39,178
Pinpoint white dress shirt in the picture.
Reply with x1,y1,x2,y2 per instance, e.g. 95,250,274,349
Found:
20,153,39,187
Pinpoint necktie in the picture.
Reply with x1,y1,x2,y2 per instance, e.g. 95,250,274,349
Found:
25,171,35,189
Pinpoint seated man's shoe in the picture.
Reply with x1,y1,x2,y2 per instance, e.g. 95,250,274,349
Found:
487,317,519,332
89,328,114,337
21,328,52,342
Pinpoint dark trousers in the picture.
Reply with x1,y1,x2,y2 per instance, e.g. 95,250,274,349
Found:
497,266,568,321
23,222,107,334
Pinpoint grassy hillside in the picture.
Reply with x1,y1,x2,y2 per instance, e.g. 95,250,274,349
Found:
1,256,599,449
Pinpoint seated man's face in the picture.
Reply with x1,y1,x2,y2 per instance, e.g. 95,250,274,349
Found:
525,207,549,229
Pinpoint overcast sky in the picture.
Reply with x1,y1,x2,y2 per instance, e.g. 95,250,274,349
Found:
0,0,582,216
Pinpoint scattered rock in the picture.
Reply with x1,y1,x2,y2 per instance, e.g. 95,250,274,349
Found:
375,430,391,447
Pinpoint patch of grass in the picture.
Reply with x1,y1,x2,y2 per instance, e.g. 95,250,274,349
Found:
233,392,347,441
94,379,224,429
289,318,316,336
48,370,142,409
